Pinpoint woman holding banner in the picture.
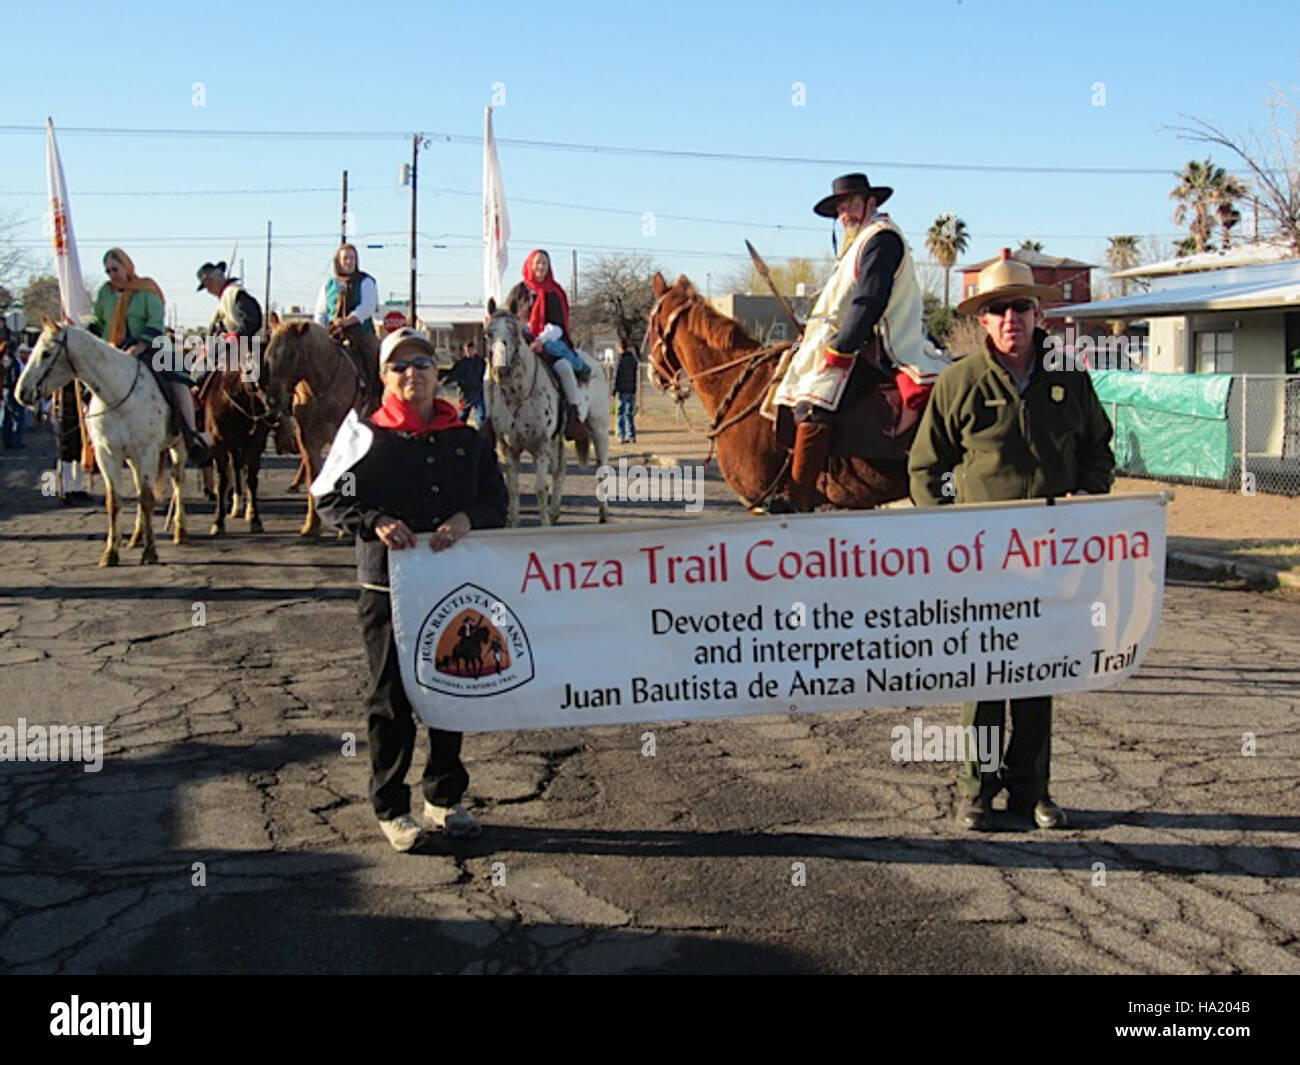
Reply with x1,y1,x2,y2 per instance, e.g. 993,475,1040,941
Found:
312,327,508,852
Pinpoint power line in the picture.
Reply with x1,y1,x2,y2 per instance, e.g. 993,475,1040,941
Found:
3,185,389,197
0,122,1198,176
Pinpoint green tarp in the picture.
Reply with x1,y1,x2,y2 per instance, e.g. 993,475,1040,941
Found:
1090,370,1233,481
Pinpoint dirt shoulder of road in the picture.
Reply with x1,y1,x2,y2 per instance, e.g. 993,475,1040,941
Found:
625,386,1300,587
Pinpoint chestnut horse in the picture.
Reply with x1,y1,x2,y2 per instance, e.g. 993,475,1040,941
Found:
644,272,910,510
197,370,273,536
263,321,366,536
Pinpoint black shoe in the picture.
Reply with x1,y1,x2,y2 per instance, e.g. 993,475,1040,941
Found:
955,796,992,831
1007,794,1068,829
186,436,212,467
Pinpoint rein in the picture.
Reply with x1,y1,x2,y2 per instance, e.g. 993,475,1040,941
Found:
647,292,788,455
31,330,145,418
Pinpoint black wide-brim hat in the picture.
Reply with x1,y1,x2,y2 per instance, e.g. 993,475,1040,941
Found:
813,173,893,218
196,261,227,291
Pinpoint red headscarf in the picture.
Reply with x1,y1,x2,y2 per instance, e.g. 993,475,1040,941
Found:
521,249,569,341
370,393,463,435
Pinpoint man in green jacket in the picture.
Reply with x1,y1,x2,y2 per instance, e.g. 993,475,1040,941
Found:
909,250,1115,831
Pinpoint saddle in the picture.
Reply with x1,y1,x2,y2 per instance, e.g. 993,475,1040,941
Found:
771,339,923,462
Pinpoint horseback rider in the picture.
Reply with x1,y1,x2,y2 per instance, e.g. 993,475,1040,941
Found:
88,248,211,464
513,249,591,443
315,243,380,409
197,260,264,380
768,173,942,512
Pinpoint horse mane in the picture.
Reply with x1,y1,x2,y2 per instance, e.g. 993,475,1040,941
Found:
676,279,760,352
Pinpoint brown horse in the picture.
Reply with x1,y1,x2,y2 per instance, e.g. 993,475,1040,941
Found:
263,321,367,536
197,370,273,536
644,272,911,510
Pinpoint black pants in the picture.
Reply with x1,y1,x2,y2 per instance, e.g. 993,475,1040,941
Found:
357,589,468,820
956,697,1052,802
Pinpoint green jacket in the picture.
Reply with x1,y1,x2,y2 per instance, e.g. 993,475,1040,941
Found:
909,330,1115,506
90,283,165,350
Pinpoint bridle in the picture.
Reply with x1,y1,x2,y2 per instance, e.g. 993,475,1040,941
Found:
268,329,361,415
29,328,144,418
645,288,795,509
645,290,789,444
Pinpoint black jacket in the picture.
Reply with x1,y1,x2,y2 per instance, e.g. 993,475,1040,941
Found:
614,351,639,394
829,230,904,355
444,355,486,405
314,414,508,588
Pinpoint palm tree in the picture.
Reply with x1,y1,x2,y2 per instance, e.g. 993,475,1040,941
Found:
1170,159,1219,254
1105,235,1140,297
925,213,969,309
1210,169,1249,250
1019,239,1044,252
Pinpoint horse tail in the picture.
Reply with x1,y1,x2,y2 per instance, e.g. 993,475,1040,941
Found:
574,435,590,466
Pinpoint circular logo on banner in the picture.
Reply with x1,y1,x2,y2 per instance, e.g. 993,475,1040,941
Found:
414,583,534,697
383,310,408,334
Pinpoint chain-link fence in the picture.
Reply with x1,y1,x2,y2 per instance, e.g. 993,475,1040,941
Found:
1108,373,1300,496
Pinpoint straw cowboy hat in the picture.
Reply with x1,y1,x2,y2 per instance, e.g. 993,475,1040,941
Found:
957,249,1059,315
813,172,893,217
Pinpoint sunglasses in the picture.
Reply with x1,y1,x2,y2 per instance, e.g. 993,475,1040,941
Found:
385,356,435,373
984,298,1037,316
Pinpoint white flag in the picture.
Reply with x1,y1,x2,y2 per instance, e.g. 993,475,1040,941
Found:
45,118,92,325
482,106,511,311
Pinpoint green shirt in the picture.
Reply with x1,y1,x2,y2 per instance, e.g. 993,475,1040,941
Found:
909,331,1115,506
90,283,165,349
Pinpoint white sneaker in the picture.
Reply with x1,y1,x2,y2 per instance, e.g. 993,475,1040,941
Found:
378,813,424,852
423,800,482,839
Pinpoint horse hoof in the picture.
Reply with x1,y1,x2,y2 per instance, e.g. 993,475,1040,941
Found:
249,519,264,534
174,528,188,545
209,524,223,537
299,526,319,539
141,547,159,565
98,552,119,568
286,483,302,494
125,534,141,549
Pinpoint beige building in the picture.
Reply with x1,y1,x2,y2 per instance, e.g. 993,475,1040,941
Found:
1057,246,1300,476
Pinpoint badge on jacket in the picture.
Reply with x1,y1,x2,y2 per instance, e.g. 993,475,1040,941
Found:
1050,385,1065,403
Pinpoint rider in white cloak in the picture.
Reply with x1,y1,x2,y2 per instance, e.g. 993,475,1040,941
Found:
766,172,950,511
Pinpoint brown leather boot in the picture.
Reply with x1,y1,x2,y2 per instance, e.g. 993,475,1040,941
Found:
565,404,591,444
789,420,834,511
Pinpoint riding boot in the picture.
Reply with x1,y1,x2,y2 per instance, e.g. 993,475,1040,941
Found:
789,420,834,512
565,404,591,444
479,417,496,452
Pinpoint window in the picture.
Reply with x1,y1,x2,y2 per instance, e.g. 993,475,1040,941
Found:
1062,282,1073,301
965,284,976,298
1195,330,1233,373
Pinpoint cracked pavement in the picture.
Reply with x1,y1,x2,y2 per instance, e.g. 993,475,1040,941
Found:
1,429,1298,974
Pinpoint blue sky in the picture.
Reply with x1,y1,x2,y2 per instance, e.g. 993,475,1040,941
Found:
2,0,1297,326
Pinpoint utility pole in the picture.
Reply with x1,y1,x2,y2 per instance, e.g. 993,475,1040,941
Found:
571,249,578,303
409,135,419,327
341,170,349,245
1253,197,1260,242
264,221,272,330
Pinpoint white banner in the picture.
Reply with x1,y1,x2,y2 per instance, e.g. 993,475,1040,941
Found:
45,118,92,325
482,106,510,312
390,495,1168,732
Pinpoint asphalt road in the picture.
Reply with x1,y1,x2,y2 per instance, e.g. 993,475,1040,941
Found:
1,427,1297,974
